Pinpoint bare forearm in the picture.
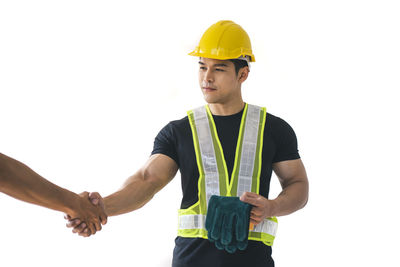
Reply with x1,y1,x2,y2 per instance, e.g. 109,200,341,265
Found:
104,170,160,216
0,153,79,214
272,179,309,217
103,154,178,217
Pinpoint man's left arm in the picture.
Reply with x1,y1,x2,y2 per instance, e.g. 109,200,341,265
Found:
240,158,308,225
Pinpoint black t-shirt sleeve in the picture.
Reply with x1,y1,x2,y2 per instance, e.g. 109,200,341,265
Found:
271,116,300,163
151,122,179,166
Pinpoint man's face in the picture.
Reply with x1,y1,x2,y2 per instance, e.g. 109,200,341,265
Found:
198,57,244,105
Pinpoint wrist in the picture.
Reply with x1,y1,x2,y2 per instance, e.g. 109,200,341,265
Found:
63,192,81,217
103,196,114,216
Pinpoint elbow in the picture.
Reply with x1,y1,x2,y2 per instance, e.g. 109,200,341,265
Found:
289,176,308,211
301,194,309,209
301,180,309,209
138,167,161,198
142,168,162,193
294,194,308,213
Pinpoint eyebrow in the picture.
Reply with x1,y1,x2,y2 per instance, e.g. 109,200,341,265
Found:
198,61,228,67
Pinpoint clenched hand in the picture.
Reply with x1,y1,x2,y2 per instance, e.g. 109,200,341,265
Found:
65,192,107,237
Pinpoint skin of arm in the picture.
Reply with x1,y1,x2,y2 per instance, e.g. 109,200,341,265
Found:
240,158,309,225
67,153,178,236
0,152,107,233
104,153,178,216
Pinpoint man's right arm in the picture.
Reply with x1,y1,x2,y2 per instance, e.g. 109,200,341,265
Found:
104,153,178,216
67,153,178,236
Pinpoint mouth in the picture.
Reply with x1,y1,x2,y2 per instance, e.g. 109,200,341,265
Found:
202,87,217,92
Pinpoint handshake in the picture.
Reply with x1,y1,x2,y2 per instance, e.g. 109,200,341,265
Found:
64,192,107,237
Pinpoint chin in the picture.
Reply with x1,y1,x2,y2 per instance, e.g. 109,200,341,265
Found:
203,96,218,104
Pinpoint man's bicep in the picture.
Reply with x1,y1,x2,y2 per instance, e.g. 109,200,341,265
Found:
272,159,307,187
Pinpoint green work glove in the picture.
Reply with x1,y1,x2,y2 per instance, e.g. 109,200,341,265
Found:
205,195,252,253
225,238,248,253
209,236,248,253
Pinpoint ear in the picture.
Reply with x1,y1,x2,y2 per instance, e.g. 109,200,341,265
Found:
238,66,249,83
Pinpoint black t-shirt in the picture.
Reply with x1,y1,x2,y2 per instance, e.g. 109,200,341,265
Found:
151,106,300,267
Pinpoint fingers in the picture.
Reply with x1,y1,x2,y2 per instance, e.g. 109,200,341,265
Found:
88,191,108,226
72,222,87,234
66,218,81,228
206,195,218,231
240,191,259,198
100,214,108,225
214,239,224,250
249,207,264,224
249,213,263,225
225,244,237,254
69,219,96,236
78,191,107,235
237,240,248,251
89,192,101,205
78,228,91,237
206,195,218,241
250,207,263,217
86,221,96,235
74,223,97,237
64,191,107,238
221,213,234,245
236,211,247,242
210,208,223,240
240,192,262,207
67,219,95,237
250,218,261,225
94,220,102,232
64,215,96,237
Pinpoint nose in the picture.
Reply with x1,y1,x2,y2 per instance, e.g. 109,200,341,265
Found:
204,69,214,83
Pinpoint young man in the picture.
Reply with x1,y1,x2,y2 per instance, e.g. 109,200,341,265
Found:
67,20,309,267
0,152,107,234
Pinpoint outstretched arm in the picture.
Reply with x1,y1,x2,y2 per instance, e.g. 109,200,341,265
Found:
0,152,107,233
104,153,178,216
240,158,309,225
67,153,178,236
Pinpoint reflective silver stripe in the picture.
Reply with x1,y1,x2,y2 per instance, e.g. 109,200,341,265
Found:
193,106,220,206
178,214,277,237
178,214,207,229
237,104,262,197
251,218,278,237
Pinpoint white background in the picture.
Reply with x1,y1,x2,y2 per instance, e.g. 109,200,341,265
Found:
1,0,399,266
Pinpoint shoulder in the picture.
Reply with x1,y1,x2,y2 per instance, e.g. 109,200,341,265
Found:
265,112,300,162
156,115,190,139
265,112,295,133
162,116,189,134
169,115,189,128
265,112,298,146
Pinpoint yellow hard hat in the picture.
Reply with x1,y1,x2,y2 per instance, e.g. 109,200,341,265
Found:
189,20,255,62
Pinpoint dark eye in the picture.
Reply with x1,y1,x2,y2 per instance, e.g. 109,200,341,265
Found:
199,66,207,70
215,68,224,72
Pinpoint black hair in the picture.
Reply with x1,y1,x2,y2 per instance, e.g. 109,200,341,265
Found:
228,59,249,75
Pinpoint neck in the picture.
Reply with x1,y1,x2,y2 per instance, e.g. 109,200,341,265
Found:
208,99,245,116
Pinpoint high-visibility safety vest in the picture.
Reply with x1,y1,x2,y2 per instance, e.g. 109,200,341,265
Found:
177,103,278,246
